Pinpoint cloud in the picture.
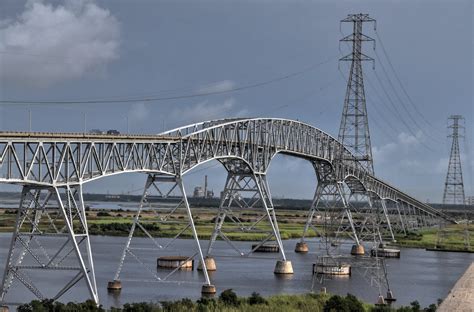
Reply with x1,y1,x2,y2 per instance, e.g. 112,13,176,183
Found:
170,98,248,126
129,102,149,122
372,131,424,164
197,80,235,94
397,131,422,145
0,0,120,87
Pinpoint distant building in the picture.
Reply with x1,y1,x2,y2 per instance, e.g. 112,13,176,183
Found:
193,186,204,198
193,175,214,198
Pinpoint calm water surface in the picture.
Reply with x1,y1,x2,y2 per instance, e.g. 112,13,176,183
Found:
0,234,472,308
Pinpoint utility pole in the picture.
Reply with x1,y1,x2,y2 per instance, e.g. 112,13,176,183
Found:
338,13,376,174
443,115,465,205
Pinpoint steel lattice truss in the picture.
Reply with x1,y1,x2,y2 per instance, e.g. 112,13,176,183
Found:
0,118,456,218
0,118,454,305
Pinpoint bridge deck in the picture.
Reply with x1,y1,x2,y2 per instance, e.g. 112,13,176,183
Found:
438,262,474,312
0,131,177,141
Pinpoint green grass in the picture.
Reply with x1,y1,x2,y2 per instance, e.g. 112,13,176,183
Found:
2,208,471,252
395,224,474,252
16,291,439,312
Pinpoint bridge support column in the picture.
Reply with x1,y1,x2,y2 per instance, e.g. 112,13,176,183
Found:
206,164,292,275
395,202,407,235
297,162,362,255
0,184,98,305
295,189,320,253
110,174,214,294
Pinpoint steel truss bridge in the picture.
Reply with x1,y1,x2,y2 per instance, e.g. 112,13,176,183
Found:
0,118,454,305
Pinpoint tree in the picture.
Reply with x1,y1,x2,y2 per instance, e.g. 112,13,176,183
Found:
219,289,240,306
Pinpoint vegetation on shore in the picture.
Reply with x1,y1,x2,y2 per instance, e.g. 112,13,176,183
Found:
1,207,472,251
394,224,474,252
17,290,440,312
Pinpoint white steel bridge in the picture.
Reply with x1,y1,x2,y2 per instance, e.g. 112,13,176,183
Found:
0,118,454,305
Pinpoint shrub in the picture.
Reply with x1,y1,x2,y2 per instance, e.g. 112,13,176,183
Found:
17,299,105,312
121,302,162,312
324,295,349,312
97,211,111,217
248,292,267,305
219,289,240,306
345,293,364,312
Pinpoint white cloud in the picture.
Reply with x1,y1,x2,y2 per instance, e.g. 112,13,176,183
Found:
129,102,148,122
397,131,422,145
373,131,424,164
170,98,248,126
197,80,235,94
0,0,120,87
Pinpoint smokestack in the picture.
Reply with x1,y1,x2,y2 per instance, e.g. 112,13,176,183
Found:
204,175,208,199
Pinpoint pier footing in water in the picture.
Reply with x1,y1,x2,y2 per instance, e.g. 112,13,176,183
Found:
274,260,294,274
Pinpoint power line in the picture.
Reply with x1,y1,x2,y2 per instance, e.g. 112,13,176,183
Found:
374,31,443,135
373,50,443,145
371,69,438,152
0,57,337,105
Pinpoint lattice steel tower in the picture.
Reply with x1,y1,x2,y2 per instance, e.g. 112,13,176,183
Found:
339,14,376,174
443,115,465,204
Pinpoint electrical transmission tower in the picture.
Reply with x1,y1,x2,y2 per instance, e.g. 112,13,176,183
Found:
443,115,465,205
339,14,376,174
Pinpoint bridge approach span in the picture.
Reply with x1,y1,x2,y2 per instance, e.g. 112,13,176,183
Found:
0,118,451,221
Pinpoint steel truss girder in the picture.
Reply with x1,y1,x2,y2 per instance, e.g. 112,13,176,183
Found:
0,184,98,305
112,173,212,287
0,119,452,225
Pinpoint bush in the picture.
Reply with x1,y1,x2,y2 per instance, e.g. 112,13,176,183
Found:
248,292,267,305
97,211,112,217
219,289,240,306
324,295,349,312
161,298,194,311
119,302,162,312
345,293,364,312
17,299,105,312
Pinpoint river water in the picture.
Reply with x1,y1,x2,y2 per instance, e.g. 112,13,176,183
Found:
0,234,472,309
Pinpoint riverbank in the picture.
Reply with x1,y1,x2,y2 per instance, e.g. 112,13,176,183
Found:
0,208,318,241
15,291,439,312
394,224,474,252
1,207,472,250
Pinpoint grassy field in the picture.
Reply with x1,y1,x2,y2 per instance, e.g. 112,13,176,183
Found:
1,207,472,252
0,207,321,241
394,224,474,252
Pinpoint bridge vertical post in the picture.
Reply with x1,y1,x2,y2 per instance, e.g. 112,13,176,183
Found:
381,199,395,242
109,173,215,294
337,183,361,246
177,177,213,288
295,186,321,253
394,201,407,235
0,184,99,305
205,163,292,274
111,175,153,287
206,173,234,257
399,201,411,233
53,185,99,303
368,196,384,244
408,204,417,230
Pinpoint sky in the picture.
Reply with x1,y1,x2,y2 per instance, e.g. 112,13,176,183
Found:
0,0,472,203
